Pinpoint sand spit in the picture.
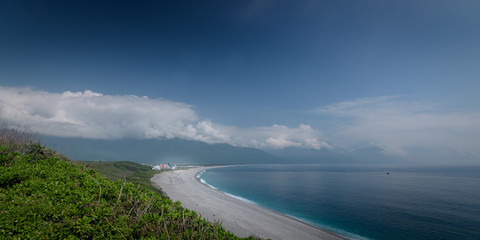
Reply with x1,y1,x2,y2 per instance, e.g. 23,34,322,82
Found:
151,166,347,240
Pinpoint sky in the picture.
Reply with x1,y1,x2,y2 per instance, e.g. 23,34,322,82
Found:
1,1,479,162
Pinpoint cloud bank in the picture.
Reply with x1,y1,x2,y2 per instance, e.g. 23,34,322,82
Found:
4,86,476,158
312,96,480,157
0,86,326,150
212,123,329,150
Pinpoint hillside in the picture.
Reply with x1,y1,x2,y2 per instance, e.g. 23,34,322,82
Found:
0,127,256,239
42,136,283,165
78,160,167,198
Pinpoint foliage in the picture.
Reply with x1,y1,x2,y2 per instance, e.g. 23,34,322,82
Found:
0,122,38,156
78,160,166,198
0,126,258,239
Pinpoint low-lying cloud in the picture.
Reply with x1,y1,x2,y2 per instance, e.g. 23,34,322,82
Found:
0,86,327,150
0,86,199,139
2,86,478,158
213,123,329,150
312,96,480,157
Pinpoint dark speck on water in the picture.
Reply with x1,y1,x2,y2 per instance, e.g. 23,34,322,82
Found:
200,164,480,240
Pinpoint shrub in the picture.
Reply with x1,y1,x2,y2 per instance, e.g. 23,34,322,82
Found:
0,126,258,239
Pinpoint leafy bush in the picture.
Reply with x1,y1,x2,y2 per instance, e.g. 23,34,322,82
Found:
0,127,257,239
79,160,167,198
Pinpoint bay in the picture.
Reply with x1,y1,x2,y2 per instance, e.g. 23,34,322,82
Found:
199,164,480,240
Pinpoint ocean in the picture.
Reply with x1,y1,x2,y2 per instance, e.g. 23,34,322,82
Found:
198,164,480,240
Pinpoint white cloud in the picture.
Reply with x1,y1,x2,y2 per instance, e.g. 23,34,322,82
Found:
0,86,328,150
0,86,200,139
222,123,330,150
312,96,480,156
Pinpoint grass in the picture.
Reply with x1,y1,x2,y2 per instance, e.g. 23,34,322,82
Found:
0,124,259,239
0,122,37,156
79,160,167,197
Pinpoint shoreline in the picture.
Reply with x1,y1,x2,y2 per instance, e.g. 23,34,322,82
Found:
151,166,348,240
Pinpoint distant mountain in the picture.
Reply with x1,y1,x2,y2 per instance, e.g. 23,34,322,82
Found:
40,136,419,165
41,136,283,165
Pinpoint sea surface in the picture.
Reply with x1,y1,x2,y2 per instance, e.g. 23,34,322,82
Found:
198,164,480,240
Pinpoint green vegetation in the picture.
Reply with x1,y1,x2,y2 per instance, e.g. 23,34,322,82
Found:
78,161,166,198
0,125,256,239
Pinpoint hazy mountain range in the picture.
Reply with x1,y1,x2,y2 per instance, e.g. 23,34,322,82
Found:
41,136,282,165
41,136,415,165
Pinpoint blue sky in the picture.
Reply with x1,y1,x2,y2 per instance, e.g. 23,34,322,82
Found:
1,1,479,161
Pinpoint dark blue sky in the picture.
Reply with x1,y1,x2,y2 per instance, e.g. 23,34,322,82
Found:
1,0,480,159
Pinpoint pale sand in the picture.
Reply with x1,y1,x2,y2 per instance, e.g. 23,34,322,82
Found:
151,166,347,240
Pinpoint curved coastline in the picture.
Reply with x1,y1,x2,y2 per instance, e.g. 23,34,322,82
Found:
151,166,347,240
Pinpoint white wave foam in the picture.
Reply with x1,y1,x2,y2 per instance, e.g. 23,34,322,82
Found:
199,178,218,190
197,170,219,190
196,170,206,178
224,193,257,205
285,214,370,240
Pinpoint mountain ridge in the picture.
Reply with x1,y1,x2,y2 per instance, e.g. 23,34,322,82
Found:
41,136,284,165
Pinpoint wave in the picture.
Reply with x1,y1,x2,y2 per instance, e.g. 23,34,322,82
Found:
200,178,218,190
223,192,257,205
197,170,218,190
197,169,257,205
283,214,370,240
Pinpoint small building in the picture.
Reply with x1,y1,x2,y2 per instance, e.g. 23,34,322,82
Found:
152,163,177,170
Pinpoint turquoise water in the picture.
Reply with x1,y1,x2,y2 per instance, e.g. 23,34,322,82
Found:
198,164,480,240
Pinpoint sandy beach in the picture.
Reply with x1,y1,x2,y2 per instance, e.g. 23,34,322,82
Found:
151,166,347,240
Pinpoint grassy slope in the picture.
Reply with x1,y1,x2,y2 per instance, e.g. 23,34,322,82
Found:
78,161,166,198
0,142,256,239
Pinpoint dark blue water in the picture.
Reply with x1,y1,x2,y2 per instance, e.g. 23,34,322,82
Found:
199,164,480,240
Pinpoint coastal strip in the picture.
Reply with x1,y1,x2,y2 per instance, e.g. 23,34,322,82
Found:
151,166,347,240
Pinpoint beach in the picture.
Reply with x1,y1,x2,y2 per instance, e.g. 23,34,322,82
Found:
151,166,346,240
